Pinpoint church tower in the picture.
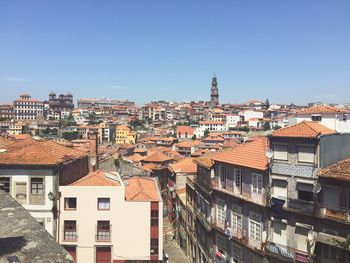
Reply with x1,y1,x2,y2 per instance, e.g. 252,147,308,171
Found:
210,75,219,107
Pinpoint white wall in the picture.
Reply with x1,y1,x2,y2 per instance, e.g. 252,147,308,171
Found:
59,185,163,263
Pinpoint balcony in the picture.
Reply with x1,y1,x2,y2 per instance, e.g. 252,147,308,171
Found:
266,242,295,262
286,198,315,215
63,230,78,242
194,208,211,231
317,204,350,223
95,224,112,242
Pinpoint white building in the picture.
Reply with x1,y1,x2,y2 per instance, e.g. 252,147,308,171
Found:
198,121,226,137
296,105,350,133
239,110,264,122
0,136,88,236
59,170,163,263
13,94,44,120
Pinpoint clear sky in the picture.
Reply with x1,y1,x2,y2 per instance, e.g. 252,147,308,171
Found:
1,0,349,106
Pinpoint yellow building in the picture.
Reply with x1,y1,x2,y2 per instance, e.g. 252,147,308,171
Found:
115,125,136,145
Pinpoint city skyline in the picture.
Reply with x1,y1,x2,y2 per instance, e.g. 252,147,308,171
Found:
1,1,350,105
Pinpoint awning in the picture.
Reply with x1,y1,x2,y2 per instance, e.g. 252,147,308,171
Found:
296,182,313,192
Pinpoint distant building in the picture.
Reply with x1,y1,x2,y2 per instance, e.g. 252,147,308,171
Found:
210,76,219,107
13,94,44,120
48,92,74,119
77,97,135,108
115,125,136,145
296,105,350,133
0,104,13,120
59,170,163,263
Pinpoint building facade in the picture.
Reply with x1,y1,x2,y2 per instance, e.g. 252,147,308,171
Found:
13,94,44,120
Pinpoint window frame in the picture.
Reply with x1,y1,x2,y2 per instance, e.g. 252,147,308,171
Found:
231,211,242,233
297,146,315,164
273,144,288,161
234,169,242,192
216,203,226,224
97,198,110,210
249,219,262,242
64,197,77,210
30,177,44,194
217,234,226,253
252,173,263,195
64,220,77,241
150,238,159,255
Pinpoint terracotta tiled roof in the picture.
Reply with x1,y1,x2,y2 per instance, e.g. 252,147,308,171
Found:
318,158,350,181
70,170,120,186
272,121,336,138
125,177,160,201
0,137,87,166
169,158,197,174
0,136,13,148
127,153,146,162
222,139,239,149
211,137,268,170
297,105,348,114
191,149,212,157
141,163,162,172
195,151,222,169
176,126,195,135
177,140,201,148
142,151,172,163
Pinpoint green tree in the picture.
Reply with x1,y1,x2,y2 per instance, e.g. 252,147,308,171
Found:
203,129,210,138
192,134,197,140
263,122,271,131
62,131,79,140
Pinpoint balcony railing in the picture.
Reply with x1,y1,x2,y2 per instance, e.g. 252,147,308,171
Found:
287,198,315,215
266,242,295,262
95,225,112,242
317,204,350,223
63,230,77,242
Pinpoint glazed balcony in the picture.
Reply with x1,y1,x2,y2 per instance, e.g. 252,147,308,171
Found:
286,198,315,215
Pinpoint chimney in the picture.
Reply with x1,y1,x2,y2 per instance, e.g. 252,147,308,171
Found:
88,131,99,171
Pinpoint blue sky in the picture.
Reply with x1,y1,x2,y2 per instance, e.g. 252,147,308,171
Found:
1,0,349,105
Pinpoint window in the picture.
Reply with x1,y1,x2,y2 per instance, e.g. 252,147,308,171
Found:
64,220,77,241
15,182,27,204
151,207,159,226
150,238,159,255
98,198,110,210
252,173,263,194
231,211,242,233
232,242,243,262
272,179,288,199
217,203,225,223
298,146,314,163
217,234,226,253
65,198,77,210
297,183,314,201
0,177,10,193
96,221,111,241
273,145,288,161
249,220,261,242
311,115,322,121
343,113,348,121
234,169,242,191
30,178,43,194
220,166,226,188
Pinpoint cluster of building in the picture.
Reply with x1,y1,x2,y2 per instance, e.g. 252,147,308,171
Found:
1,77,350,263
162,106,350,263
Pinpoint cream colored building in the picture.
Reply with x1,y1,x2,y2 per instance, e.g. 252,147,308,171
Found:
59,170,163,263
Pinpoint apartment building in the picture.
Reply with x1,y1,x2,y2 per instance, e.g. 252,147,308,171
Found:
211,138,269,263
13,94,44,120
0,136,88,236
59,170,163,263
0,104,13,120
267,121,350,262
115,125,136,145
296,105,350,132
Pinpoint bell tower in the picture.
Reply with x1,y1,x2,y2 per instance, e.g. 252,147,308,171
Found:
210,75,219,107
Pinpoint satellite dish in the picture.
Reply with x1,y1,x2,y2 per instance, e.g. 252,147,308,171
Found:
315,183,322,194
307,230,315,242
90,156,97,166
266,149,273,159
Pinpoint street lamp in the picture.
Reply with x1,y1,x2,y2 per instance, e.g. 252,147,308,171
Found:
48,191,55,201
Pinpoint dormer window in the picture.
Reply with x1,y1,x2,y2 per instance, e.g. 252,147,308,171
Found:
311,114,322,121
